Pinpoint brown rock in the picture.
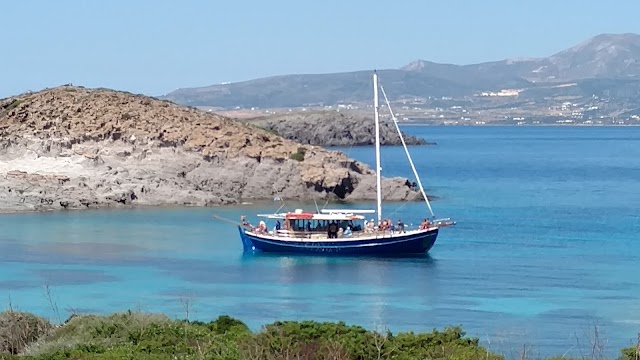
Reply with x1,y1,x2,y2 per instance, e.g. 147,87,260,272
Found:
0,85,425,213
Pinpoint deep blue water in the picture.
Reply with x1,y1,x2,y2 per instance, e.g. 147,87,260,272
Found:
1,126,639,358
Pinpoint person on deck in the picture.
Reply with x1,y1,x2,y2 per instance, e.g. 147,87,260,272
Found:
240,215,253,230
327,221,338,238
343,226,352,237
419,218,431,230
257,221,267,234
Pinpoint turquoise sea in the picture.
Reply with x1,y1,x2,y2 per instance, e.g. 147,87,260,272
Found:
1,126,639,358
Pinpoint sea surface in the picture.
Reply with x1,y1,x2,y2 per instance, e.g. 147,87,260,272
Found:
1,126,639,358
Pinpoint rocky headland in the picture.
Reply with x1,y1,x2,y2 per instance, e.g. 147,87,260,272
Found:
0,86,423,213
240,111,433,146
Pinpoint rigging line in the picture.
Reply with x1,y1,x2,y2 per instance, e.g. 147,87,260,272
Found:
386,189,421,219
270,183,287,214
321,198,329,211
379,83,435,219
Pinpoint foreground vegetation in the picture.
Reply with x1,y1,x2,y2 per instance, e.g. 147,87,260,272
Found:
0,310,637,360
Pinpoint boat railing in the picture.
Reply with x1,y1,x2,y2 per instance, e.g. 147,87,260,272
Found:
258,228,432,240
432,218,456,227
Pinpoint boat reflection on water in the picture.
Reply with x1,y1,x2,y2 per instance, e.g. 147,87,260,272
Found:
239,252,442,327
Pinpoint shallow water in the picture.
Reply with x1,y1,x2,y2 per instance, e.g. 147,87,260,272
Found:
1,126,639,357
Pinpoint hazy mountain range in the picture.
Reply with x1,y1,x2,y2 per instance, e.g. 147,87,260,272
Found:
163,33,640,108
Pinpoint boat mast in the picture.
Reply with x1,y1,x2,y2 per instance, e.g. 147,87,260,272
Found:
373,71,383,224
380,83,435,218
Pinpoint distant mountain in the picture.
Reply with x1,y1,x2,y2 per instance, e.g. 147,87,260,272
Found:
163,33,640,108
462,33,640,83
163,70,489,108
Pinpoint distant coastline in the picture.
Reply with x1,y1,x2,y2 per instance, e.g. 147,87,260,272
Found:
239,111,434,146
166,33,640,129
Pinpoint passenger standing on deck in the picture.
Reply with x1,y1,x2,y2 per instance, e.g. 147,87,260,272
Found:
328,221,338,238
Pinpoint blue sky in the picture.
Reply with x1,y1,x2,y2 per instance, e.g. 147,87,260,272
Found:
1,0,639,98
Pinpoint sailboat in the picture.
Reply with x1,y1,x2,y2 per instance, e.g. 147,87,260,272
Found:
234,71,455,255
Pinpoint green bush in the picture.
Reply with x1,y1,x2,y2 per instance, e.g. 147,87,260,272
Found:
4,100,22,111
620,344,639,360
24,311,252,359
2,310,637,360
240,321,504,360
290,146,307,161
0,353,21,360
259,126,280,136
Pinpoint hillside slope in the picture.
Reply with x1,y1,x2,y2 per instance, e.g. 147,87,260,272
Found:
0,86,421,213
163,33,640,108
164,69,479,108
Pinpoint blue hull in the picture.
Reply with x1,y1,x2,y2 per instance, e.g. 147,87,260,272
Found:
238,226,439,255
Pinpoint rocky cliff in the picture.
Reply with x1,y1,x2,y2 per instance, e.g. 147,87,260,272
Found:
0,86,422,213
240,111,432,146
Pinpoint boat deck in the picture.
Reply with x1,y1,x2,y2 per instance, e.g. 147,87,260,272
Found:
245,227,438,242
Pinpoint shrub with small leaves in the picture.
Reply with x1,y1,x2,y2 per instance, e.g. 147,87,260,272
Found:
290,147,307,161
620,343,640,360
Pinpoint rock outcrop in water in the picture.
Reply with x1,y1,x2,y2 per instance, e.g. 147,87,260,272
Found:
241,111,433,146
0,86,422,213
